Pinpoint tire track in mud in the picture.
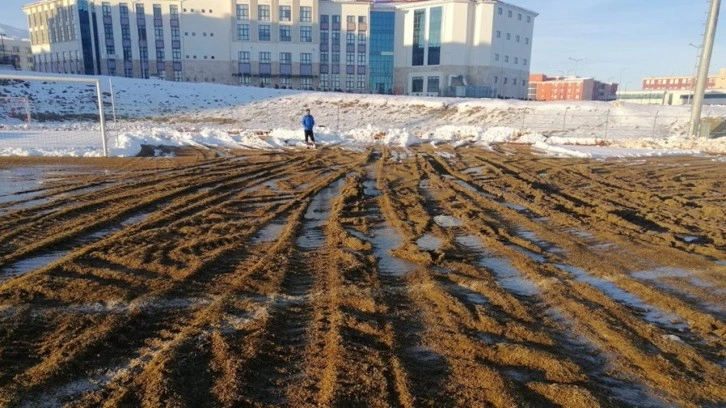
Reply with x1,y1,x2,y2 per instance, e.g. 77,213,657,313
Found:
0,154,304,269
415,147,725,407
0,146,723,407
0,150,367,406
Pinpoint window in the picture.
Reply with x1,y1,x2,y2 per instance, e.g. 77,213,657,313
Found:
412,76,424,93
260,52,271,62
427,76,439,93
346,53,355,64
239,51,250,62
495,53,499,61
238,24,249,40
358,16,366,24
412,9,425,66
301,77,312,88
258,5,270,21
281,77,291,86
518,13,522,20
301,26,312,42
498,7,502,15
280,26,291,41
513,79,517,85
279,5,291,22
236,4,249,20
523,58,527,65
508,10,512,17
358,33,366,45
525,37,530,45
514,57,518,64
280,52,291,63
346,76,354,89
527,16,531,23
258,24,271,41
320,74,329,88
516,35,520,42
301,53,312,64
347,15,355,23
504,55,509,62
506,33,511,40
300,6,312,22
496,31,501,38
320,52,328,63
357,74,365,89
357,54,365,64
321,31,329,43
346,32,355,45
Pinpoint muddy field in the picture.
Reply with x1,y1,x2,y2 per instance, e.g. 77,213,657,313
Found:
0,145,724,407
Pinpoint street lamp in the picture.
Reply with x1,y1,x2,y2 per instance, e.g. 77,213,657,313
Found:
568,57,585,76
687,43,701,105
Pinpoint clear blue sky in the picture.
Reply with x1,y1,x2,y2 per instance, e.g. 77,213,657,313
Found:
1,0,724,89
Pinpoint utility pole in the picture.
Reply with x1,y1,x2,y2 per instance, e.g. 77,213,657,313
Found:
689,0,721,137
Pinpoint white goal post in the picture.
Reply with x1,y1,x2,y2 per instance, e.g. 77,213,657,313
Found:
0,73,109,157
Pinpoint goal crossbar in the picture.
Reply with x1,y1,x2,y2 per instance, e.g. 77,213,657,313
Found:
0,74,109,157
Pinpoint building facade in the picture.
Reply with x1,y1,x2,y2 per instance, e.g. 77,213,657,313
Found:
23,0,536,98
641,68,726,91
0,36,34,71
528,74,617,101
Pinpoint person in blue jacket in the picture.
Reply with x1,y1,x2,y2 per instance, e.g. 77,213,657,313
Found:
302,108,316,148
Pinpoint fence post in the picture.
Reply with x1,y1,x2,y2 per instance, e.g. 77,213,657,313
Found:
109,77,117,126
563,107,570,131
95,79,108,157
605,109,610,139
652,110,660,138
23,96,31,125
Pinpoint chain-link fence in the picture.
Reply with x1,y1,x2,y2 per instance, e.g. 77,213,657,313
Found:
480,109,726,140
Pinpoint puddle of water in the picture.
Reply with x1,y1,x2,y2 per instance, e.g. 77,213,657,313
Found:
502,202,527,212
0,252,65,284
457,234,540,296
479,257,541,296
433,215,462,228
296,179,345,250
253,218,288,244
456,234,492,254
345,228,370,243
545,308,670,408
416,233,443,251
509,246,547,263
557,264,689,331
372,224,417,276
630,267,725,314
0,211,153,284
631,267,715,289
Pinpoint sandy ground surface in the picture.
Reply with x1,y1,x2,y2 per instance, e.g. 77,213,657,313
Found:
0,145,724,407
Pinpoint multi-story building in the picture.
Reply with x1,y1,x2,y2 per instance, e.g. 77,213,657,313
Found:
528,74,617,101
0,35,34,71
23,0,536,98
642,68,726,91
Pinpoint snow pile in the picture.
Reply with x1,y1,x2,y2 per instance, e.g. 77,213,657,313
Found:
0,72,725,158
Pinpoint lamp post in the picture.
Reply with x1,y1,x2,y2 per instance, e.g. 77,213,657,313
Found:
687,43,701,105
568,57,585,76
690,0,721,137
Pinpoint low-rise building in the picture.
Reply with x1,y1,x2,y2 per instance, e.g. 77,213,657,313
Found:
0,35,33,71
642,68,726,91
528,74,617,101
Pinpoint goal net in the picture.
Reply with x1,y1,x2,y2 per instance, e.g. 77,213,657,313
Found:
0,74,109,157
0,96,31,124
